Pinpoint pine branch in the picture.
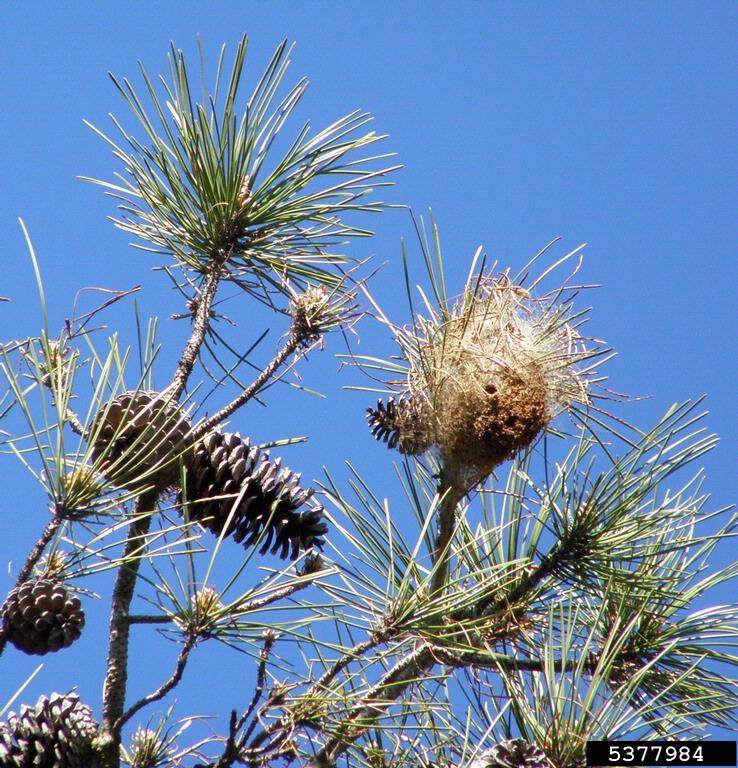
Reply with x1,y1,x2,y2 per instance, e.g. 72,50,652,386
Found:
239,496,563,763
98,491,158,768
127,614,173,625
65,408,88,438
237,631,278,746
190,327,305,442
252,514,594,765
429,478,466,596
434,647,647,674
473,545,561,619
114,631,198,731
309,635,385,696
308,644,436,765
36,348,88,438
167,265,223,401
235,629,398,768
14,512,64,586
238,579,314,615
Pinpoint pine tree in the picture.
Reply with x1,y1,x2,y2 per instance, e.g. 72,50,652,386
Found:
0,36,735,768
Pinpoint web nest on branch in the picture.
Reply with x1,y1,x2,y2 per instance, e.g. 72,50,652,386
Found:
368,270,599,490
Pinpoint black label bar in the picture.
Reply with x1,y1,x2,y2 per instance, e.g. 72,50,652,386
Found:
586,741,736,767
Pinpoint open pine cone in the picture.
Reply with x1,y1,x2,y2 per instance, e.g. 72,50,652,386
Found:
0,692,99,767
471,740,550,768
366,396,432,455
179,431,327,560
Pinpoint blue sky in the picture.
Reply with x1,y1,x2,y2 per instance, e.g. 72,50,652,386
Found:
0,1,735,757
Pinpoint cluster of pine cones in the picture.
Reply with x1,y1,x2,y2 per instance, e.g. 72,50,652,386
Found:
0,390,327,659
91,390,328,562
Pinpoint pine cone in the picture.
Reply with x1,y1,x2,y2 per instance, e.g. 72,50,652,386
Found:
366,396,431,455
0,692,99,767
179,431,328,560
1,579,84,656
90,390,191,491
471,740,550,768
